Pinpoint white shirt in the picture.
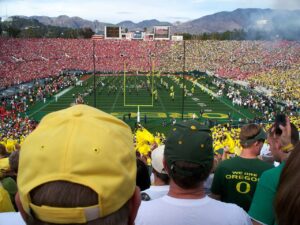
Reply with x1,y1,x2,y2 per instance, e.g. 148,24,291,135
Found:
0,212,26,225
135,195,252,225
141,185,169,200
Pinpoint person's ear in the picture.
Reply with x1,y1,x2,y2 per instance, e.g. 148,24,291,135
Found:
128,186,141,225
255,141,263,148
163,158,170,174
15,192,28,222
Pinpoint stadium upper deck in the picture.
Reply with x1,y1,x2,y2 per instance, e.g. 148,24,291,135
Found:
1,39,300,88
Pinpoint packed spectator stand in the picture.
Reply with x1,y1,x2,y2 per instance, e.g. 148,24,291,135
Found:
1,38,300,145
2,39,300,87
1,38,300,224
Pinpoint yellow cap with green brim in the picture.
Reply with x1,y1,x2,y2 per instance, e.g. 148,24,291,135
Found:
18,104,136,224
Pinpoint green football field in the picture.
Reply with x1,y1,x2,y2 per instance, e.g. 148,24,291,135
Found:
26,74,260,133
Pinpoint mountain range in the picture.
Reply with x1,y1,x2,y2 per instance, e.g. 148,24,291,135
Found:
13,8,300,36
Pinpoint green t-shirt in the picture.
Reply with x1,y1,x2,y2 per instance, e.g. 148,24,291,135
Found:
1,177,17,203
0,179,16,212
211,156,273,211
248,163,284,225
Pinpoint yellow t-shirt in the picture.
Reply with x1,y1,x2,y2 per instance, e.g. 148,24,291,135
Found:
0,158,10,178
5,140,16,153
0,183,15,212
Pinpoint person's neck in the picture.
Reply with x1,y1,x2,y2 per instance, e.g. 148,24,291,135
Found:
153,178,167,186
167,180,206,199
239,148,258,159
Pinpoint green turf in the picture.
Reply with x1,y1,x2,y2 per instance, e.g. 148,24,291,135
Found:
26,74,260,133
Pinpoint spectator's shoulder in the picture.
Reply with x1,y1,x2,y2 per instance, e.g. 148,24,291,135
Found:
224,203,252,224
260,164,283,182
216,157,236,168
0,212,25,225
136,197,164,224
209,198,252,224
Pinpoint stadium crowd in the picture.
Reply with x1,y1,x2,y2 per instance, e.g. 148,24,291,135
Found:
1,38,300,224
0,104,299,225
0,74,78,145
210,77,299,123
0,39,92,88
248,68,300,104
2,39,300,87
185,41,300,79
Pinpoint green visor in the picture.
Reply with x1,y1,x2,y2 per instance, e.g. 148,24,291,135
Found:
242,128,267,146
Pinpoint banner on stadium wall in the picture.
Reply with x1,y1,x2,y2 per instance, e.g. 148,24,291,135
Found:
154,26,170,40
144,34,154,41
91,34,104,40
171,35,183,41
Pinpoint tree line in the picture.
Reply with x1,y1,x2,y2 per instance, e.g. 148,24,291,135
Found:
1,16,299,40
0,17,94,38
178,28,300,41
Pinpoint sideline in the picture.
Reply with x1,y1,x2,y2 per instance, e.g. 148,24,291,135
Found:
191,80,251,120
28,86,74,118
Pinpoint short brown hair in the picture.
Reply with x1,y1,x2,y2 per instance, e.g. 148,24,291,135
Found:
167,160,213,189
27,181,130,225
239,124,263,148
9,150,20,174
0,144,8,157
152,169,170,185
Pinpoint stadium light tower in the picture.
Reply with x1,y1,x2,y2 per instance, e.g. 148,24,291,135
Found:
181,40,186,120
121,52,127,109
93,40,96,107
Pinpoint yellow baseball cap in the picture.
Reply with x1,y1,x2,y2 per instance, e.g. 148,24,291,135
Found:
18,105,136,224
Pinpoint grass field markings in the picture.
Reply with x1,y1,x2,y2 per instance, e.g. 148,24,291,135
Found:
29,86,74,118
191,97,207,107
156,91,169,118
110,88,122,112
29,98,56,117
216,97,251,119
191,80,251,119
34,75,252,121
193,82,218,98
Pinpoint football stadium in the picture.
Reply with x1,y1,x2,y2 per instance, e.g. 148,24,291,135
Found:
2,39,299,134
0,3,300,224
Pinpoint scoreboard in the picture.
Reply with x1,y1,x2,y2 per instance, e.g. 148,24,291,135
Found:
132,31,144,40
154,26,170,40
105,26,121,39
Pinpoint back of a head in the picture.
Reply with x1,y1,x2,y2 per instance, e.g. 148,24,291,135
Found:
164,121,213,189
275,143,300,225
290,123,299,146
17,105,137,225
151,145,169,185
28,181,130,225
239,124,266,149
0,143,8,158
136,158,150,191
9,149,20,174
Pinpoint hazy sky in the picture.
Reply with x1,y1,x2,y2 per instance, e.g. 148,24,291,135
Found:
0,0,299,23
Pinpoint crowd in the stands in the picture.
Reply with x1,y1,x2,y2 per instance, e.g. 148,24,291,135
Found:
2,39,300,88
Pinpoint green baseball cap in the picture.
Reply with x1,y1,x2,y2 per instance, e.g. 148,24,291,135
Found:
164,121,213,176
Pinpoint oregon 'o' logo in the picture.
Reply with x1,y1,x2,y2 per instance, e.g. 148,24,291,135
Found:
236,181,251,194
202,113,228,119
